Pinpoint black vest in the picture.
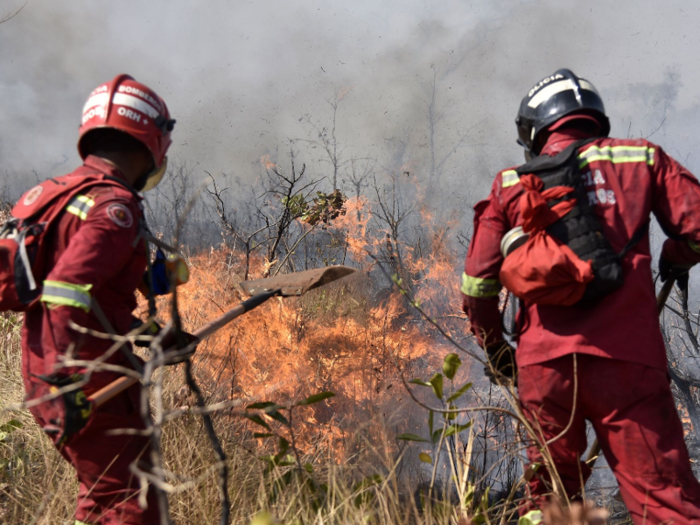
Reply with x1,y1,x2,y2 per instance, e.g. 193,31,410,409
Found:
515,138,646,303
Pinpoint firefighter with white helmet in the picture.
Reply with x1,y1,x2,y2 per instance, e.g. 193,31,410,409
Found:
462,69,700,522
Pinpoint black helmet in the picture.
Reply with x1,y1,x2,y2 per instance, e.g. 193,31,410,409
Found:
516,68,610,155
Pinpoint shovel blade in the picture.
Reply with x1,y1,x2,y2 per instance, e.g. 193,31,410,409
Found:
240,266,356,297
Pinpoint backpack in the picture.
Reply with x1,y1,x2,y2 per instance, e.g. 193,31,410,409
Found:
0,174,138,312
499,139,646,305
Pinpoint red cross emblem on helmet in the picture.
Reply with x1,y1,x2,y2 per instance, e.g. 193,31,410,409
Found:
77,74,175,191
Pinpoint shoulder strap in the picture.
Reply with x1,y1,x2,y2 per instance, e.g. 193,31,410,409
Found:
516,137,598,175
103,175,142,200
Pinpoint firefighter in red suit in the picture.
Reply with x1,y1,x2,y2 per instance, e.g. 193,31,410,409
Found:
461,69,700,523
20,74,175,525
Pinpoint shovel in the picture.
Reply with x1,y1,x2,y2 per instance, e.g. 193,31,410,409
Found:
584,277,676,467
88,265,356,408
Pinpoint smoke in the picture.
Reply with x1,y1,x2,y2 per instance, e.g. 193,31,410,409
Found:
2,0,700,205
4,0,700,496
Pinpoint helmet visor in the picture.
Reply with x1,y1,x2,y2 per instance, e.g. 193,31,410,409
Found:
141,157,167,192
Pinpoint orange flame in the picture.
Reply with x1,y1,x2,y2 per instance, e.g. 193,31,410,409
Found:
145,182,472,459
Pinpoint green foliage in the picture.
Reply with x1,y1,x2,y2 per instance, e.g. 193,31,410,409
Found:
282,190,347,227
244,390,336,509
296,391,335,406
0,419,22,442
353,474,382,507
429,373,443,399
442,353,461,380
399,353,473,448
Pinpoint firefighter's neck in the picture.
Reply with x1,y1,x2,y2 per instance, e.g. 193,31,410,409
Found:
91,150,153,186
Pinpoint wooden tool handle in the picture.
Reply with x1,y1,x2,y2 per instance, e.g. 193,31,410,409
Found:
88,291,277,408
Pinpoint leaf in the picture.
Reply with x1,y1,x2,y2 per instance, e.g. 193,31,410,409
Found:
267,411,290,427
304,462,314,473
253,433,275,439
409,378,431,387
296,391,335,406
431,429,443,445
247,402,277,410
446,382,473,403
0,419,22,440
244,414,271,430
447,404,457,421
444,422,472,437
419,452,433,465
397,433,430,443
277,437,290,454
429,373,444,400
428,410,434,436
443,353,462,380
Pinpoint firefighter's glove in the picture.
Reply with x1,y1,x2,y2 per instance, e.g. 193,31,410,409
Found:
38,374,92,446
159,326,200,365
484,341,517,385
130,318,162,348
659,255,692,292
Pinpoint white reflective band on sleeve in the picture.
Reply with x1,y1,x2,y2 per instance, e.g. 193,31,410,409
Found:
112,93,159,118
461,272,501,298
502,170,520,188
41,281,92,312
65,194,96,221
528,79,599,108
578,145,655,168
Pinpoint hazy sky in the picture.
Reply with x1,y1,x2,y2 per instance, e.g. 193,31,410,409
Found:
2,0,700,208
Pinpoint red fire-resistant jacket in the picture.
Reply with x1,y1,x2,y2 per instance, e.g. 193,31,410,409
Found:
462,127,700,370
22,156,147,394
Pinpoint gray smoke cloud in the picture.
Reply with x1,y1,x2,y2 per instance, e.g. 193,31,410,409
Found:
2,0,700,209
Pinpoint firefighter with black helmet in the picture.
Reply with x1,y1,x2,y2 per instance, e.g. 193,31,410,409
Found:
16,74,175,524
461,68,700,522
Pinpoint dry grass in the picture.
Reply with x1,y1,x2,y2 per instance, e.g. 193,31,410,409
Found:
0,311,466,524
0,298,490,525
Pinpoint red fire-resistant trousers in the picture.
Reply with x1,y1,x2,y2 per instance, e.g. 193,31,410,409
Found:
518,354,700,524
27,382,161,525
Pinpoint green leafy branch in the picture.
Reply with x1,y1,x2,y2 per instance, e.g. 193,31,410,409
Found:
243,391,335,509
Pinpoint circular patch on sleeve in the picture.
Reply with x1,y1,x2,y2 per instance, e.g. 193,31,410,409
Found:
106,203,134,228
23,186,43,206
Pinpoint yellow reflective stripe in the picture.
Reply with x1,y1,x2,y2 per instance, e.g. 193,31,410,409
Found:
501,169,519,188
40,280,92,312
519,510,543,525
690,240,700,254
65,194,95,220
578,145,655,168
461,272,501,298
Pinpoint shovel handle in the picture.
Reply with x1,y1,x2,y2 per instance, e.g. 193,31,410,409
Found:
88,290,278,409
586,277,676,466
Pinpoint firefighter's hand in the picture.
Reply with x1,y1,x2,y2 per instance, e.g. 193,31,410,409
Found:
159,326,199,365
483,341,517,385
659,255,692,292
130,318,162,348
39,374,92,446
